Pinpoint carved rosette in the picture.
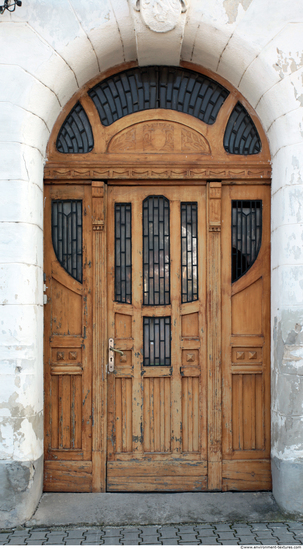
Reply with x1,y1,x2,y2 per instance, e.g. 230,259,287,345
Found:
134,0,189,32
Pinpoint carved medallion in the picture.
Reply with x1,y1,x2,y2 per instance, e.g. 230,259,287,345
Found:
134,0,189,33
143,123,174,152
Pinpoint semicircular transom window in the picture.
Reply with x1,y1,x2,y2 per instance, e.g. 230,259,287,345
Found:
88,66,230,127
56,102,94,154
224,102,261,155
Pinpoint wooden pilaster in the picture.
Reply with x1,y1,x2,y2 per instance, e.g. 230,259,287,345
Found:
92,181,107,492
207,181,222,490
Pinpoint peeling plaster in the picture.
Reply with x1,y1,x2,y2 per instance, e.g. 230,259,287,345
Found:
273,48,303,80
223,0,252,24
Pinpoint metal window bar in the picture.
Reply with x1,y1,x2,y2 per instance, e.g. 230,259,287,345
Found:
181,202,198,303
52,200,82,283
232,200,262,283
143,196,170,305
143,317,171,366
115,203,132,303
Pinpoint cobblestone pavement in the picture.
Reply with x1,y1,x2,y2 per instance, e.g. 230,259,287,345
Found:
0,522,303,545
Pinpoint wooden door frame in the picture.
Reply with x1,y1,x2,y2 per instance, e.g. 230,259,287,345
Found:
44,62,271,493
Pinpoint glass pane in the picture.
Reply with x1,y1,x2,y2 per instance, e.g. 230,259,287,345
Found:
143,196,170,305
181,202,198,303
115,203,132,303
143,317,171,366
232,200,262,282
52,200,82,283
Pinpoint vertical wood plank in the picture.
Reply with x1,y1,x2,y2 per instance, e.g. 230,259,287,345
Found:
150,378,154,453
193,378,199,452
115,378,122,453
188,377,193,452
160,378,165,452
51,375,59,449
62,375,71,449
207,181,222,490
255,374,264,450
71,375,82,449
154,377,160,451
143,378,150,452
126,378,132,452
232,374,243,450
164,377,171,452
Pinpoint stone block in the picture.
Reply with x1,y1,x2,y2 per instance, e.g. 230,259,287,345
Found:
0,180,43,227
272,223,303,269
0,264,43,307
0,222,42,266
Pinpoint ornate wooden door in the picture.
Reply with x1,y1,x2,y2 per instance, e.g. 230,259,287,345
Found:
106,183,208,491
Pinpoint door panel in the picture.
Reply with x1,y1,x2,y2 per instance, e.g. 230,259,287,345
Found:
106,184,207,491
44,184,93,492
221,184,271,490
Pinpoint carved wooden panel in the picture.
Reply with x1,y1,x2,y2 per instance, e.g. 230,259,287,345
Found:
108,121,211,155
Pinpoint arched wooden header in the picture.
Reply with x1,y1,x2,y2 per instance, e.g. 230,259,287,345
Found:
45,62,271,182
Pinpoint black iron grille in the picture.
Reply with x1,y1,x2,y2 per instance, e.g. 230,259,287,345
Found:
224,102,261,155
143,196,170,306
181,202,198,303
232,200,262,282
115,203,132,303
52,200,82,283
143,317,171,366
88,66,229,127
56,102,94,154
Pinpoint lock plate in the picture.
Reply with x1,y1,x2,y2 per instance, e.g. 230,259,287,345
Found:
108,338,115,372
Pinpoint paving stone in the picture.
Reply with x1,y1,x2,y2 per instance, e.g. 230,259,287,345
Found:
195,528,216,537
84,534,104,542
234,527,254,535
6,537,27,544
141,535,160,543
66,529,87,536
250,523,270,530
159,527,179,537
178,526,196,533
267,522,290,527
45,534,66,543
194,524,214,530
0,534,10,542
220,540,239,545
199,536,218,544
215,524,234,532
141,526,160,534
232,523,250,528
103,536,121,543
276,535,299,543
291,529,303,536
217,532,239,540
65,540,83,545
287,522,303,529
179,542,200,545
255,531,278,540
161,541,178,545
120,528,141,534
179,534,198,542
27,531,50,541
28,542,48,545
121,540,140,545
235,535,257,544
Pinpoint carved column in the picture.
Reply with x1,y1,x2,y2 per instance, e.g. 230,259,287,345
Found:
92,181,107,492
207,181,222,490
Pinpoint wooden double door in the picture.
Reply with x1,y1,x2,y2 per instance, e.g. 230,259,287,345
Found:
44,180,271,492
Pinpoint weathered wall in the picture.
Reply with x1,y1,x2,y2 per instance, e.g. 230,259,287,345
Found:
0,0,303,526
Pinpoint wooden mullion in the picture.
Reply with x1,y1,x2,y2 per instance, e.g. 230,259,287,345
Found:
92,181,107,491
207,181,222,490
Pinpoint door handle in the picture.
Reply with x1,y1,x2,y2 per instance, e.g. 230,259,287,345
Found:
109,347,124,355
108,338,124,373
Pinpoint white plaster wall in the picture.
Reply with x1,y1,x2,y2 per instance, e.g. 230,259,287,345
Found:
0,0,303,520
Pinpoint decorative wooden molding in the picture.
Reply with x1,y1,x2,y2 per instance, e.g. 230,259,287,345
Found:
207,181,222,490
44,164,271,181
